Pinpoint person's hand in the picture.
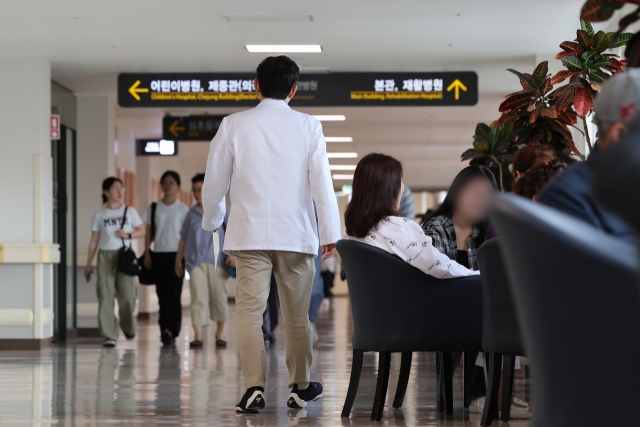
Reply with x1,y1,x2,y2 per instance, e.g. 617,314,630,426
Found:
84,265,93,282
175,260,183,278
117,229,128,239
144,251,152,269
225,256,236,267
321,243,337,260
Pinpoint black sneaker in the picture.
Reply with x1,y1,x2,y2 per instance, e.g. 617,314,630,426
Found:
235,387,266,413
103,339,116,348
124,332,136,341
287,382,323,408
161,330,174,346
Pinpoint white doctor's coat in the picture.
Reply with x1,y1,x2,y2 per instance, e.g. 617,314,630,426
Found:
202,98,341,256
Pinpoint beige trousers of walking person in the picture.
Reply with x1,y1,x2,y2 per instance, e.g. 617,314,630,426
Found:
96,250,138,340
189,262,228,326
233,250,315,390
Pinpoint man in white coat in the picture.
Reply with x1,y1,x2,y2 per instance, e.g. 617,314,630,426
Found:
202,56,341,413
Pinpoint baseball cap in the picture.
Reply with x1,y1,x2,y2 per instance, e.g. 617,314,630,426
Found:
594,68,640,124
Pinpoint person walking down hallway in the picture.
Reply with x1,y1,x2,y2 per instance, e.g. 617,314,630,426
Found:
143,171,189,346
84,177,145,348
202,56,341,413
175,173,229,349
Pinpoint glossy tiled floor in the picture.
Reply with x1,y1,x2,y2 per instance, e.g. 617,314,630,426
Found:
0,298,530,426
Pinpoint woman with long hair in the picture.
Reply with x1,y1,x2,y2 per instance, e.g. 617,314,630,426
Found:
422,165,497,270
84,177,145,348
345,153,477,278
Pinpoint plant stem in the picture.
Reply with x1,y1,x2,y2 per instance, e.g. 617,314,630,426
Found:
491,156,504,192
582,116,593,151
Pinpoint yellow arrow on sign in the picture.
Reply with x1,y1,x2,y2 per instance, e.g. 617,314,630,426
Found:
128,80,149,101
169,120,186,138
446,79,468,100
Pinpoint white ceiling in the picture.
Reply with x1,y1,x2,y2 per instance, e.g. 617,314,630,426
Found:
1,0,613,191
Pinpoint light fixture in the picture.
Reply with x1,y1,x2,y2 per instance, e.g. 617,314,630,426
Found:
159,139,176,155
327,152,358,158
329,165,357,171
325,137,353,143
332,174,354,180
246,45,322,53
312,115,346,121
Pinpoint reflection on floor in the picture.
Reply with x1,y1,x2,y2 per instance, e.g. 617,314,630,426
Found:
0,297,530,426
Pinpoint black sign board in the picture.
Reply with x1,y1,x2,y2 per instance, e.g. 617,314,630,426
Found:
118,72,478,108
136,139,178,156
162,115,225,141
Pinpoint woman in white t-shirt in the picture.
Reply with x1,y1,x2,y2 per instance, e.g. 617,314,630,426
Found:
84,177,145,348
142,171,189,346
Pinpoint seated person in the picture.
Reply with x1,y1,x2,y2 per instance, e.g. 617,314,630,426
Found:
423,165,497,270
536,69,636,243
511,144,555,182
513,159,569,200
344,153,477,279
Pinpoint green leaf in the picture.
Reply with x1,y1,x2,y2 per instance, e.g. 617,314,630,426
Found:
581,19,595,36
577,29,594,48
487,126,500,151
588,69,607,84
593,31,610,51
501,121,515,139
473,123,491,144
562,56,584,72
473,140,490,154
588,53,610,69
581,50,597,64
611,32,635,48
506,68,536,91
531,61,549,88
461,148,484,161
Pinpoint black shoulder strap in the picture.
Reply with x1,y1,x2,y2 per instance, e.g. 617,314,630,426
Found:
120,206,129,247
151,202,157,241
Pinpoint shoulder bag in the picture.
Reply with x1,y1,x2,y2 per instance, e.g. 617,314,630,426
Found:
138,202,156,285
117,207,142,276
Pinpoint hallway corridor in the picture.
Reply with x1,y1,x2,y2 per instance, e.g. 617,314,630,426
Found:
0,298,530,426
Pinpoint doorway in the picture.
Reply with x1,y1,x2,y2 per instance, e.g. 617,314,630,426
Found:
52,125,77,341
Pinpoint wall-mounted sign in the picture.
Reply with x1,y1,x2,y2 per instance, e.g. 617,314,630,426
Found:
50,114,60,140
162,115,225,141
136,139,178,156
118,72,478,108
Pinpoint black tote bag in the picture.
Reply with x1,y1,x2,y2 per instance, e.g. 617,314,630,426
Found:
117,207,142,276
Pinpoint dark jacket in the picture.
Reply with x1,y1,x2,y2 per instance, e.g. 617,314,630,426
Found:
537,150,634,243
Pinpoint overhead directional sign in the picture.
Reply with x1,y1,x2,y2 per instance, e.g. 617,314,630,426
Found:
162,115,225,141
118,72,478,107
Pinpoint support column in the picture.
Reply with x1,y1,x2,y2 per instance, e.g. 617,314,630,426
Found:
76,96,116,331
0,59,56,346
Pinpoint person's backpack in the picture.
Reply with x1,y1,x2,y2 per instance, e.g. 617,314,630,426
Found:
117,207,142,276
138,202,156,285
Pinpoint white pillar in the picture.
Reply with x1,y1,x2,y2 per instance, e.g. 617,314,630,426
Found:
0,58,55,341
75,96,116,329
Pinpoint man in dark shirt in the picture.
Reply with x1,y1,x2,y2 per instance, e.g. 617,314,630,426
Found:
537,69,639,243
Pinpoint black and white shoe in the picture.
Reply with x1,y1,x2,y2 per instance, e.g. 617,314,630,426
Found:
235,387,266,413
287,382,323,408
103,339,116,348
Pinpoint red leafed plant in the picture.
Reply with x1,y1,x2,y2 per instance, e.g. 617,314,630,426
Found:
581,0,640,38
549,19,631,149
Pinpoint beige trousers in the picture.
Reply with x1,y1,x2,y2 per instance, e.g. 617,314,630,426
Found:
189,262,228,326
96,250,138,340
233,250,315,389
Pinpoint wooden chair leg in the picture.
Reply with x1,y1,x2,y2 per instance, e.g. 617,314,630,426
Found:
341,349,364,418
392,352,412,408
463,351,478,408
440,351,454,416
371,351,391,421
481,352,502,427
500,355,516,422
436,351,444,413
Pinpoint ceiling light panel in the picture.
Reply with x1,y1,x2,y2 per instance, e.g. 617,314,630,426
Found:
313,115,346,121
327,152,358,158
224,14,314,22
325,137,353,143
246,45,322,53
329,165,357,170
332,174,354,180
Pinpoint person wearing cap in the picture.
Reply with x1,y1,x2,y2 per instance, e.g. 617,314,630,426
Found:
536,69,637,242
